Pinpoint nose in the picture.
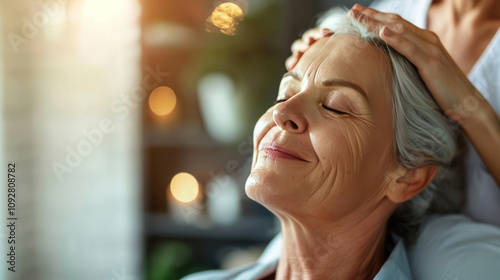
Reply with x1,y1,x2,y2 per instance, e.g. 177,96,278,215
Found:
272,99,308,134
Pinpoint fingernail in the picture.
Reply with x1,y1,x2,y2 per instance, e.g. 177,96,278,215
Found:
384,27,393,36
321,29,334,36
352,3,365,10
351,9,361,19
285,57,296,70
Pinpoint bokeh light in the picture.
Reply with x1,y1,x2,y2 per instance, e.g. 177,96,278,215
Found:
170,172,199,203
198,73,244,143
149,86,177,116
209,3,243,35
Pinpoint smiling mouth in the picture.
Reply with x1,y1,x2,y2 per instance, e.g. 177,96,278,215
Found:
260,145,309,162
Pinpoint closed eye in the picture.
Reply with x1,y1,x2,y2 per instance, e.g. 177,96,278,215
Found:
322,104,348,115
275,100,348,115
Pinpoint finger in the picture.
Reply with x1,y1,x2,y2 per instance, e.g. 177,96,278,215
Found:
286,56,298,71
350,5,438,59
352,4,436,44
302,28,327,39
379,25,433,70
350,8,386,34
351,4,396,24
291,40,307,54
354,13,435,48
287,28,334,70
351,7,407,35
302,28,332,47
302,28,322,41
380,24,439,53
286,49,306,70
321,29,335,38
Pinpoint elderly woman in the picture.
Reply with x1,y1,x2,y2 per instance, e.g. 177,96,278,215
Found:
182,8,500,280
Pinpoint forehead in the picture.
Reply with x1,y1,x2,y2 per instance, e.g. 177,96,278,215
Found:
294,34,392,100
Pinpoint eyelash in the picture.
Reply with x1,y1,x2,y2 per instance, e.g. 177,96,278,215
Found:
274,99,348,115
321,104,348,115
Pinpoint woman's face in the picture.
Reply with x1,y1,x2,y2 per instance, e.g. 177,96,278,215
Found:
245,34,398,220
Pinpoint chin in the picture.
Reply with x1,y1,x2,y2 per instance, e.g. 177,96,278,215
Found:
245,166,301,211
245,167,274,203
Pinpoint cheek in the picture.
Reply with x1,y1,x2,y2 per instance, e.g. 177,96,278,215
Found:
312,120,372,170
349,118,395,187
367,100,397,170
306,121,369,199
310,118,390,191
307,120,391,211
251,108,275,169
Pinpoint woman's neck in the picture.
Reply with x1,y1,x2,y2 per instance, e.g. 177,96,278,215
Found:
274,208,391,280
439,0,500,21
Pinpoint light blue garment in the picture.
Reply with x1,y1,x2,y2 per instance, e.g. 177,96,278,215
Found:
408,214,500,280
181,214,500,279
181,233,412,280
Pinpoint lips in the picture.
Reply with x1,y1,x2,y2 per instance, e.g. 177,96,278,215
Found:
260,143,309,162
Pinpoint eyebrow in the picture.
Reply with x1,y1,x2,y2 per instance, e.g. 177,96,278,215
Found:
283,71,368,101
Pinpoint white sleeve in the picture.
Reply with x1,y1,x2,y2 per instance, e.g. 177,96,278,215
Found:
368,0,431,28
409,214,500,280
368,0,405,13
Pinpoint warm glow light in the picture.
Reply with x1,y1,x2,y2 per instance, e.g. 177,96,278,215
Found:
149,86,177,116
83,0,124,21
210,3,243,35
170,173,199,203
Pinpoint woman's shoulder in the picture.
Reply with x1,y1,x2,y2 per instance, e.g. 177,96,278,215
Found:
179,263,258,280
408,214,500,280
180,234,282,280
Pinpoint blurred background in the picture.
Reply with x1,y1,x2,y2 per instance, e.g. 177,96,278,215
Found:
0,0,371,279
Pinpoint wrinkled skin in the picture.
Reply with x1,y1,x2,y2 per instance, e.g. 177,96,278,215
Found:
286,4,500,191
245,34,399,221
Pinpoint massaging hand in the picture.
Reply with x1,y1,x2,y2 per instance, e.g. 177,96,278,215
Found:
285,4,500,186
348,4,488,125
287,4,476,123
285,28,334,71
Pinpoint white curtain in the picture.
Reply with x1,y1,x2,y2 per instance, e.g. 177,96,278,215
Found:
1,0,143,279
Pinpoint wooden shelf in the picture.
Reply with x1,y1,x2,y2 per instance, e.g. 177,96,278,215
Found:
145,213,278,242
143,124,222,148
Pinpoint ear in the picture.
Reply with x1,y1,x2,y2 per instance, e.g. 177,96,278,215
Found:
386,165,438,204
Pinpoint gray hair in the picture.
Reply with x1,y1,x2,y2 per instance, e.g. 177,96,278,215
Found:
317,8,465,245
